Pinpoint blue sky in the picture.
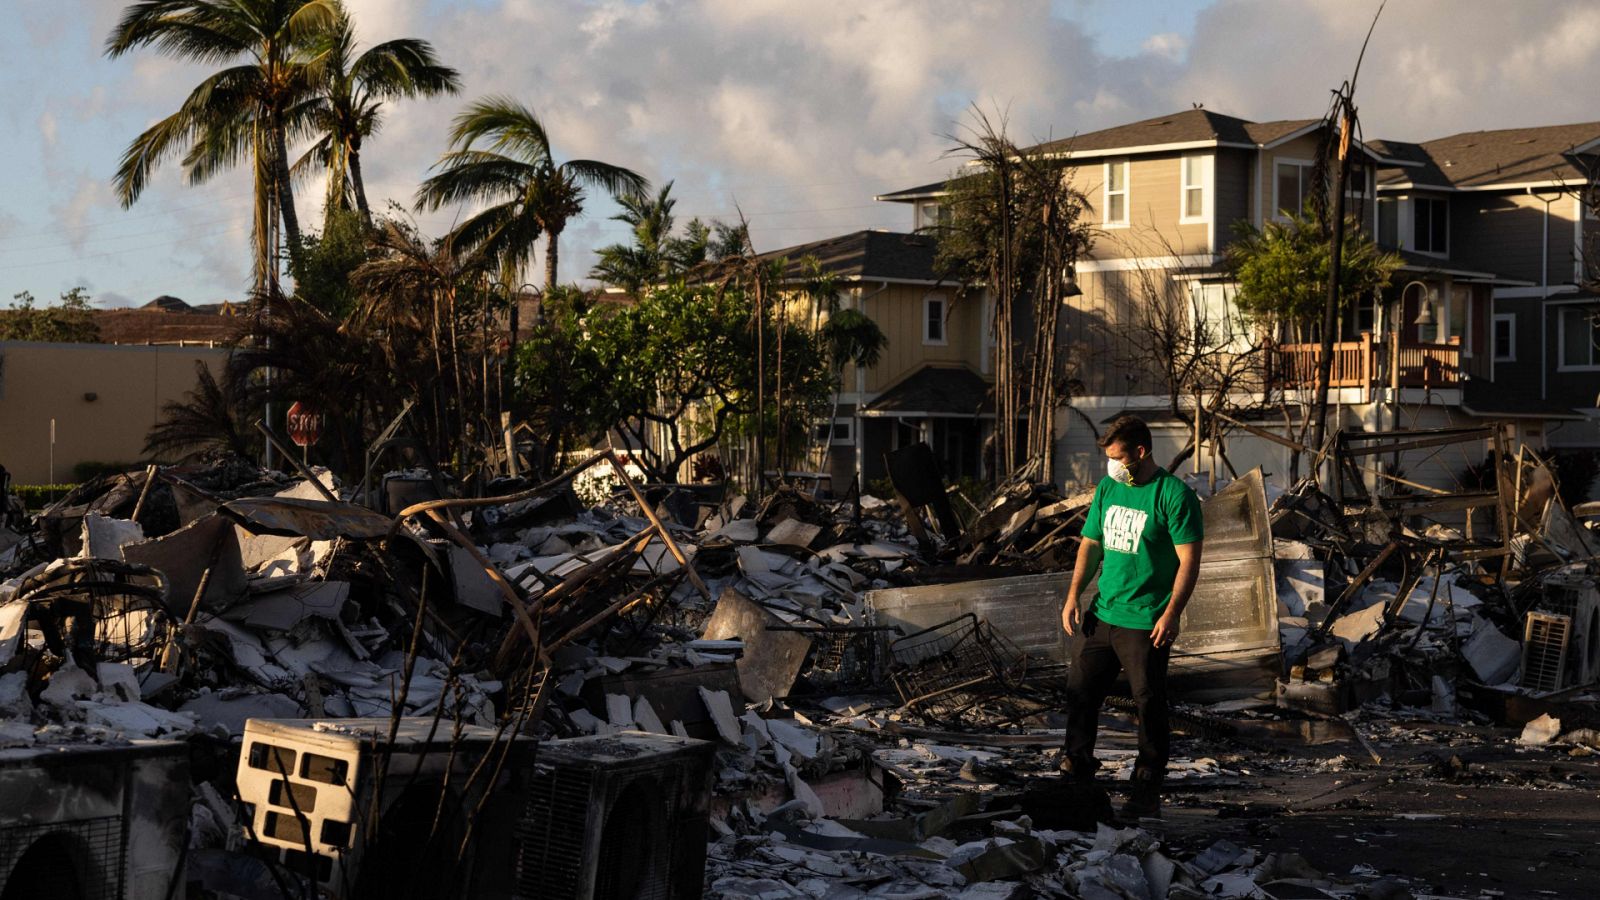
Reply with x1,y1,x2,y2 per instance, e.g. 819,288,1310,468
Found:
1,0,1596,309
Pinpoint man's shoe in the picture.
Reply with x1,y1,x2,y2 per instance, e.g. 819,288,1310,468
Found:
1058,756,1097,783
1121,778,1162,819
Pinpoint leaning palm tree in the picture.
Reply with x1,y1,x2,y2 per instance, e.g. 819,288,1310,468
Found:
416,97,648,291
295,5,460,222
106,0,339,291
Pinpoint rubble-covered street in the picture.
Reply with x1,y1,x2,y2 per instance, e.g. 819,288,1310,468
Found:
2,435,1598,899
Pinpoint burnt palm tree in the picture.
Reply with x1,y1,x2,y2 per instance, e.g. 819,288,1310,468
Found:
107,0,340,291
145,360,257,461
296,5,459,221
415,97,648,291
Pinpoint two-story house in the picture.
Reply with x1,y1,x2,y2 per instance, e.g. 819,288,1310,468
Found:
876,109,1600,497
880,109,1425,487
1372,123,1600,455
750,229,993,492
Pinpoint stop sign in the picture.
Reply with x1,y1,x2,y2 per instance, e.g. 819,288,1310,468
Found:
286,401,324,447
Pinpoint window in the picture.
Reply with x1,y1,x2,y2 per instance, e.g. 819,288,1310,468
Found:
1377,198,1399,248
1188,282,1251,353
923,293,947,345
811,419,853,445
1103,160,1129,226
1180,154,1209,222
1559,306,1600,370
1274,160,1313,218
1344,167,1374,201
1493,313,1516,362
915,200,947,230
1413,197,1448,254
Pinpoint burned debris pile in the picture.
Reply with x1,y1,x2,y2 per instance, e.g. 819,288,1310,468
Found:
2,428,1598,898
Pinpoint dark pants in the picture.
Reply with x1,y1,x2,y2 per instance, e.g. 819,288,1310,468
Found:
1062,613,1171,782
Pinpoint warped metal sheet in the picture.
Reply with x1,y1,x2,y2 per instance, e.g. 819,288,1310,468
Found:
868,572,1071,663
865,467,1279,664
220,497,393,540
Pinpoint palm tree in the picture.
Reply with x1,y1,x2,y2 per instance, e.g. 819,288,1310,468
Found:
296,5,459,222
145,360,257,461
106,0,339,291
591,181,690,293
416,97,648,291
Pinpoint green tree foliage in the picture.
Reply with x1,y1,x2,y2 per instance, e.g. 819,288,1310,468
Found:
293,207,373,319
1225,212,1401,332
416,96,648,291
514,283,834,482
106,0,342,290
0,288,101,343
511,286,607,472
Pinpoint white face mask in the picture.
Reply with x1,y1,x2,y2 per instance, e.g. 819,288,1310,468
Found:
1107,457,1134,484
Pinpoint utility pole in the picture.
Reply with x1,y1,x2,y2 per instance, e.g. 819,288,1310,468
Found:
1311,94,1354,460
1311,1,1385,477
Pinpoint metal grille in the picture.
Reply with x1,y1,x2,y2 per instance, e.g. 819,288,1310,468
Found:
889,613,1027,721
1522,612,1572,693
515,764,596,899
0,816,125,900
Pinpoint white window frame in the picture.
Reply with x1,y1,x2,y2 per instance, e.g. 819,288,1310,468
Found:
923,293,948,346
915,200,944,231
1557,305,1600,372
1412,196,1449,257
1271,157,1314,221
1179,154,1211,224
1103,159,1129,228
1187,281,1251,354
814,418,854,445
1493,313,1517,362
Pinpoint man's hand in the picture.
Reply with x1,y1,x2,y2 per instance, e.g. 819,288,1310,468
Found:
1062,598,1081,636
1150,611,1180,648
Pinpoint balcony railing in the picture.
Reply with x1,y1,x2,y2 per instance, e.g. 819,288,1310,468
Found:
1270,334,1461,392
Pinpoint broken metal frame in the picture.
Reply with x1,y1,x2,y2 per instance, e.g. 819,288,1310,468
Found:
1333,425,1514,560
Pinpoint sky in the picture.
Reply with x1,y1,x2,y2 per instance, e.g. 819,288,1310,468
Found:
2,0,1598,308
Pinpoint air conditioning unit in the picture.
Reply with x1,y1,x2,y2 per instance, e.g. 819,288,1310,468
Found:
1522,612,1572,693
0,740,189,900
237,716,533,899
514,731,716,900
1533,575,1600,686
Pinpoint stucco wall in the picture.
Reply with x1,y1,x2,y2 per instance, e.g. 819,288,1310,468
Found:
0,341,230,484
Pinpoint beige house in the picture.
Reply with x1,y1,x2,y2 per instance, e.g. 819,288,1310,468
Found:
0,341,229,484
753,230,994,490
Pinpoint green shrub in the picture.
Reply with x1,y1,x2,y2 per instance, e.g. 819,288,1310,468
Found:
13,484,78,511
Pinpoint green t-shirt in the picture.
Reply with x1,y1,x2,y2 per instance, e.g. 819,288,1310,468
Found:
1080,467,1204,629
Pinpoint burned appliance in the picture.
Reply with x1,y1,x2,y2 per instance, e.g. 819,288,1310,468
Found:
1521,574,1600,691
236,716,531,899
0,739,189,900
514,731,715,900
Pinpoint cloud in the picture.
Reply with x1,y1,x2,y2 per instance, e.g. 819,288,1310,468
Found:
9,0,1600,301
38,111,58,148
1141,32,1188,62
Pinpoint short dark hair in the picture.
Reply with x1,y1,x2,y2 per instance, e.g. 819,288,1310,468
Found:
1098,414,1153,453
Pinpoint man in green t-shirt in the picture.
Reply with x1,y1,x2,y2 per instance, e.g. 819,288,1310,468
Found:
1060,414,1203,819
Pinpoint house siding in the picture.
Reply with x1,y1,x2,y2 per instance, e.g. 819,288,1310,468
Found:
1454,191,1580,288
1214,148,1253,249
1071,152,1210,260
841,283,986,395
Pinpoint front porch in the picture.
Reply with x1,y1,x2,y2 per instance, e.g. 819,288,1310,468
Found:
1269,333,1479,401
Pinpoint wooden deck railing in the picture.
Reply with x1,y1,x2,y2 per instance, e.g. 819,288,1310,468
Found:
1270,335,1460,391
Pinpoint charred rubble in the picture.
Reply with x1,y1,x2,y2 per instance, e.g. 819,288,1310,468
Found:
1,429,1599,899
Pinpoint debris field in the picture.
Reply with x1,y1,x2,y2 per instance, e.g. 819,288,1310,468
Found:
2,434,1599,899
